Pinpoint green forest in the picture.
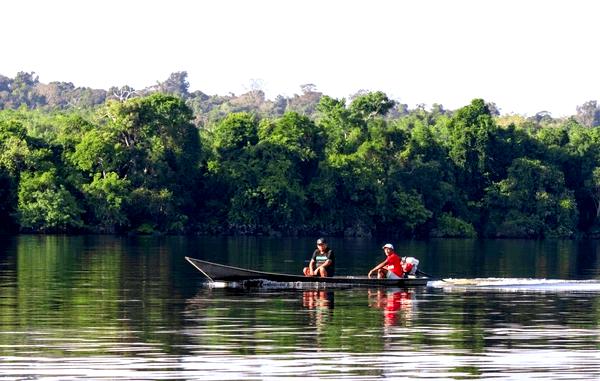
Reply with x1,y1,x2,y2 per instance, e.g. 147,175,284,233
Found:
2,71,600,238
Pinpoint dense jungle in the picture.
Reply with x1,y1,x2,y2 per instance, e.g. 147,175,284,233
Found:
2,71,600,238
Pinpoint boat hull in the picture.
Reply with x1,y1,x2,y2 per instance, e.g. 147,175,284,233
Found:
185,257,429,287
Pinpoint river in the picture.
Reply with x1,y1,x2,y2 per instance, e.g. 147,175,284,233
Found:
1,235,599,380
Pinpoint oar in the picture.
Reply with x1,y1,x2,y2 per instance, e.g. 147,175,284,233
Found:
417,269,449,283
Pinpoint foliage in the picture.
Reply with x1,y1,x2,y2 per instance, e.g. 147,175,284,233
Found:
483,158,578,238
82,172,130,233
17,169,83,232
430,213,477,238
1,77,600,238
575,100,600,128
349,91,395,121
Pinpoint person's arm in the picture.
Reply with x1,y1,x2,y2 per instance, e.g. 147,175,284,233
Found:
307,258,316,275
368,259,388,278
316,259,332,273
315,250,333,273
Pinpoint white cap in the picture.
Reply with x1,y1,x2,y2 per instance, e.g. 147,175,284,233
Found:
382,243,394,250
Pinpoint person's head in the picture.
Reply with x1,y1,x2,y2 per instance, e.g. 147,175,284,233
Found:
316,238,328,251
382,243,394,255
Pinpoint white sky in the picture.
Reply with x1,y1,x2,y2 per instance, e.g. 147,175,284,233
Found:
3,0,599,116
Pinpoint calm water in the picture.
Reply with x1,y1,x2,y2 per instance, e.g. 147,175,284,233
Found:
1,235,600,380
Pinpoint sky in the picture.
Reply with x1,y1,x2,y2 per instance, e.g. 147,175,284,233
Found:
3,0,599,117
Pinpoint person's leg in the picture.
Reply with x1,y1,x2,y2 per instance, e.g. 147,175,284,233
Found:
386,271,401,279
303,267,312,276
317,267,328,277
377,268,387,278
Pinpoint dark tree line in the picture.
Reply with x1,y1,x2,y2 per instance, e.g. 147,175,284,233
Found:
1,71,600,238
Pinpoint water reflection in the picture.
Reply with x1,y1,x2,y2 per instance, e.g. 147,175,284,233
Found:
368,288,414,327
302,290,335,310
302,290,335,330
2,236,600,380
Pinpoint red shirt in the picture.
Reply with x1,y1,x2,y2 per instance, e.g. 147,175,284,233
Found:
384,252,404,277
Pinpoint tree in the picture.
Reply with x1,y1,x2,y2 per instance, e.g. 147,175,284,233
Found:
287,84,322,116
228,90,267,113
587,167,600,226
156,71,190,98
35,81,75,108
258,112,325,181
0,120,33,176
575,100,600,128
17,169,83,232
211,112,259,161
0,119,37,230
70,129,120,177
71,93,201,233
349,91,395,121
316,96,359,154
0,75,10,92
483,158,578,238
211,112,324,233
430,213,477,238
445,99,496,202
532,111,553,124
108,85,137,102
562,126,600,231
380,189,433,236
82,172,130,232
485,101,501,116
309,151,381,236
204,112,260,232
272,95,287,116
7,72,45,108
393,119,461,233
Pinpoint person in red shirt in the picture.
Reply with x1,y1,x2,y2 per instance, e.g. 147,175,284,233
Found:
367,243,404,279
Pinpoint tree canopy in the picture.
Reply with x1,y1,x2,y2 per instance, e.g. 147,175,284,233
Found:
1,72,600,238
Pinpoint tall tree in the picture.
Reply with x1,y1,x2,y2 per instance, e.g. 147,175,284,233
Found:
17,169,83,233
483,158,578,238
156,71,190,99
575,100,600,128
445,99,496,201
349,91,395,121
287,84,322,116
72,93,201,232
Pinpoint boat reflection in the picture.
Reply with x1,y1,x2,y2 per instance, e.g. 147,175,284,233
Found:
368,288,414,326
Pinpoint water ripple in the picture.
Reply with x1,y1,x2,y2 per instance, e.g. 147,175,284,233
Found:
2,348,599,380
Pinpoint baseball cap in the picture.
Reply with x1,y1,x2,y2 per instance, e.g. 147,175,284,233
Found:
316,238,326,245
382,243,394,250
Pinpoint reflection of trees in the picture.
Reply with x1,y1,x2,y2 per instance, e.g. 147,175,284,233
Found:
416,239,589,279
0,235,192,356
0,236,124,355
415,290,600,352
6,235,599,362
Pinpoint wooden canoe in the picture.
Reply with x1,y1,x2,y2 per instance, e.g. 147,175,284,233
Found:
185,257,430,287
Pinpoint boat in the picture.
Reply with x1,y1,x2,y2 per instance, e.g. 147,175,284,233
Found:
185,257,430,287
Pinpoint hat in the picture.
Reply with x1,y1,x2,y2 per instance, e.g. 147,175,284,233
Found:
316,238,327,245
382,243,394,250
